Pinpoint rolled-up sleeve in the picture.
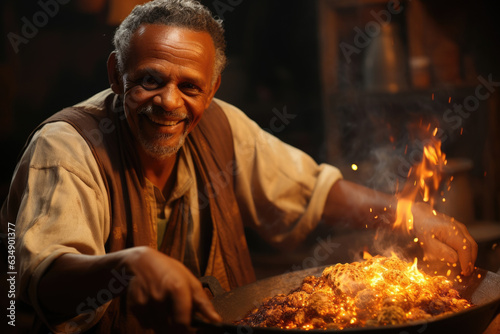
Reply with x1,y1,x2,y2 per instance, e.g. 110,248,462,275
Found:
10,122,110,332
215,99,342,250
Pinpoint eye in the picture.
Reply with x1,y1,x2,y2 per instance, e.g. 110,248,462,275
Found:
179,82,201,95
140,75,163,90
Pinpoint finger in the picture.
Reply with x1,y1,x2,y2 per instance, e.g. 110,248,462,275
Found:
454,223,478,275
169,282,193,327
191,282,222,323
434,223,475,275
422,237,458,264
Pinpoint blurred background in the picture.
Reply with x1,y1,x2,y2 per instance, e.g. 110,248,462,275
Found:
1,0,500,273
2,0,500,331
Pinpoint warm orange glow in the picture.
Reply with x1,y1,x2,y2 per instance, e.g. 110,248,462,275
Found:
238,255,472,330
393,127,446,234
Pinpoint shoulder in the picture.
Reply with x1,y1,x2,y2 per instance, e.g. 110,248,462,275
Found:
23,122,102,184
212,98,249,121
211,98,263,134
73,88,115,112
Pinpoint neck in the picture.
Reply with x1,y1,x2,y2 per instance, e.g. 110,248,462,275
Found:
138,147,178,195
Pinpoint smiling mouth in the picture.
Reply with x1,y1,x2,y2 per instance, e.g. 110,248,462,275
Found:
146,114,186,126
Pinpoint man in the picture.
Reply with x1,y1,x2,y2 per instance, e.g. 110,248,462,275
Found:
0,0,477,333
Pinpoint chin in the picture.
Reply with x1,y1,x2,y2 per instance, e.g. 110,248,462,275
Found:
140,135,187,160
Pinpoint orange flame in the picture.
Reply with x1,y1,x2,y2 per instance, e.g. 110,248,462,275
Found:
394,127,447,234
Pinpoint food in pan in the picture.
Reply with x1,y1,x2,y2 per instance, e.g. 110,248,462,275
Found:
236,255,472,330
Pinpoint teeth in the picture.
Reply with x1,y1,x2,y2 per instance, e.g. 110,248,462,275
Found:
148,115,183,126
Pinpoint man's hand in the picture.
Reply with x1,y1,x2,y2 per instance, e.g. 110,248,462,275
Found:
322,180,478,276
125,247,222,332
38,247,221,332
411,202,478,276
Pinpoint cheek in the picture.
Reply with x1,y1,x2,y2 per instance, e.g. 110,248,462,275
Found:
123,87,154,117
186,106,206,133
124,86,150,111
123,92,146,132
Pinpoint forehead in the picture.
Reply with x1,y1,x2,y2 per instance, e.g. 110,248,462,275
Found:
126,24,216,75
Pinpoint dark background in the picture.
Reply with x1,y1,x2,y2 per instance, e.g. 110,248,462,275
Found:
1,0,500,264
2,1,500,332
0,0,324,200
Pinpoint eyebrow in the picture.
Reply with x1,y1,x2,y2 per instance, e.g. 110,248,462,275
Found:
132,68,163,79
133,67,206,88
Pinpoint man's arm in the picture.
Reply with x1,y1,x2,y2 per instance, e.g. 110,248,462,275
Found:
7,123,219,331
38,246,221,331
322,179,478,276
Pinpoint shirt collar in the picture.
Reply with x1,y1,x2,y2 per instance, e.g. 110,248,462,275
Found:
146,146,194,204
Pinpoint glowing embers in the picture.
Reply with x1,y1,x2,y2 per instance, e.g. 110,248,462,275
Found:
236,255,472,330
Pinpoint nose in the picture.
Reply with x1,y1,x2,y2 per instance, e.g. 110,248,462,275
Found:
153,84,183,111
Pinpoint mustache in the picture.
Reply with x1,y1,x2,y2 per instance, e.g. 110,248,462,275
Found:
137,104,190,120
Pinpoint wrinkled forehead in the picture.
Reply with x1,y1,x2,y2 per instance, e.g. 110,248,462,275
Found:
125,24,216,72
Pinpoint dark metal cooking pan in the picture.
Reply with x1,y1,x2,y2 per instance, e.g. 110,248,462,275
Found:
195,265,500,334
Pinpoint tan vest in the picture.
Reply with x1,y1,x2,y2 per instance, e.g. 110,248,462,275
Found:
4,91,255,333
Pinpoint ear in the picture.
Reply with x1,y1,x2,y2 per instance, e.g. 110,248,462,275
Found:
205,75,222,109
107,52,124,95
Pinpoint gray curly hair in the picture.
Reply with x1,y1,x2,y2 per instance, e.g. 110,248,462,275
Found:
113,0,226,79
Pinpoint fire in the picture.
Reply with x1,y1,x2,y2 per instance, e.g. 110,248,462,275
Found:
393,127,447,234
237,254,472,330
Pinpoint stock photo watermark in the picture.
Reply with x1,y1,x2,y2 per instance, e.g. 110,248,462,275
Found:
262,106,297,135
5,222,17,328
382,73,500,190
61,268,133,333
211,0,244,20
340,0,405,64
7,0,72,54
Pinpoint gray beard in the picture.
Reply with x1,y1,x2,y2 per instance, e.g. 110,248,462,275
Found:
136,104,190,160
138,131,187,159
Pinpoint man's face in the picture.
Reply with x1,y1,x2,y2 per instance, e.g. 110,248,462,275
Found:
118,24,219,159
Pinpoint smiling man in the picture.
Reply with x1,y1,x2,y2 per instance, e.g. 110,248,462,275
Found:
0,0,478,333
112,23,222,194
119,25,217,159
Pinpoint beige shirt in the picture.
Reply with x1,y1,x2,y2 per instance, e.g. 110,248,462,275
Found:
9,97,342,331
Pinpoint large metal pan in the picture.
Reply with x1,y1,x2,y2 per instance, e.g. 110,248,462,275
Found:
196,265,500,334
